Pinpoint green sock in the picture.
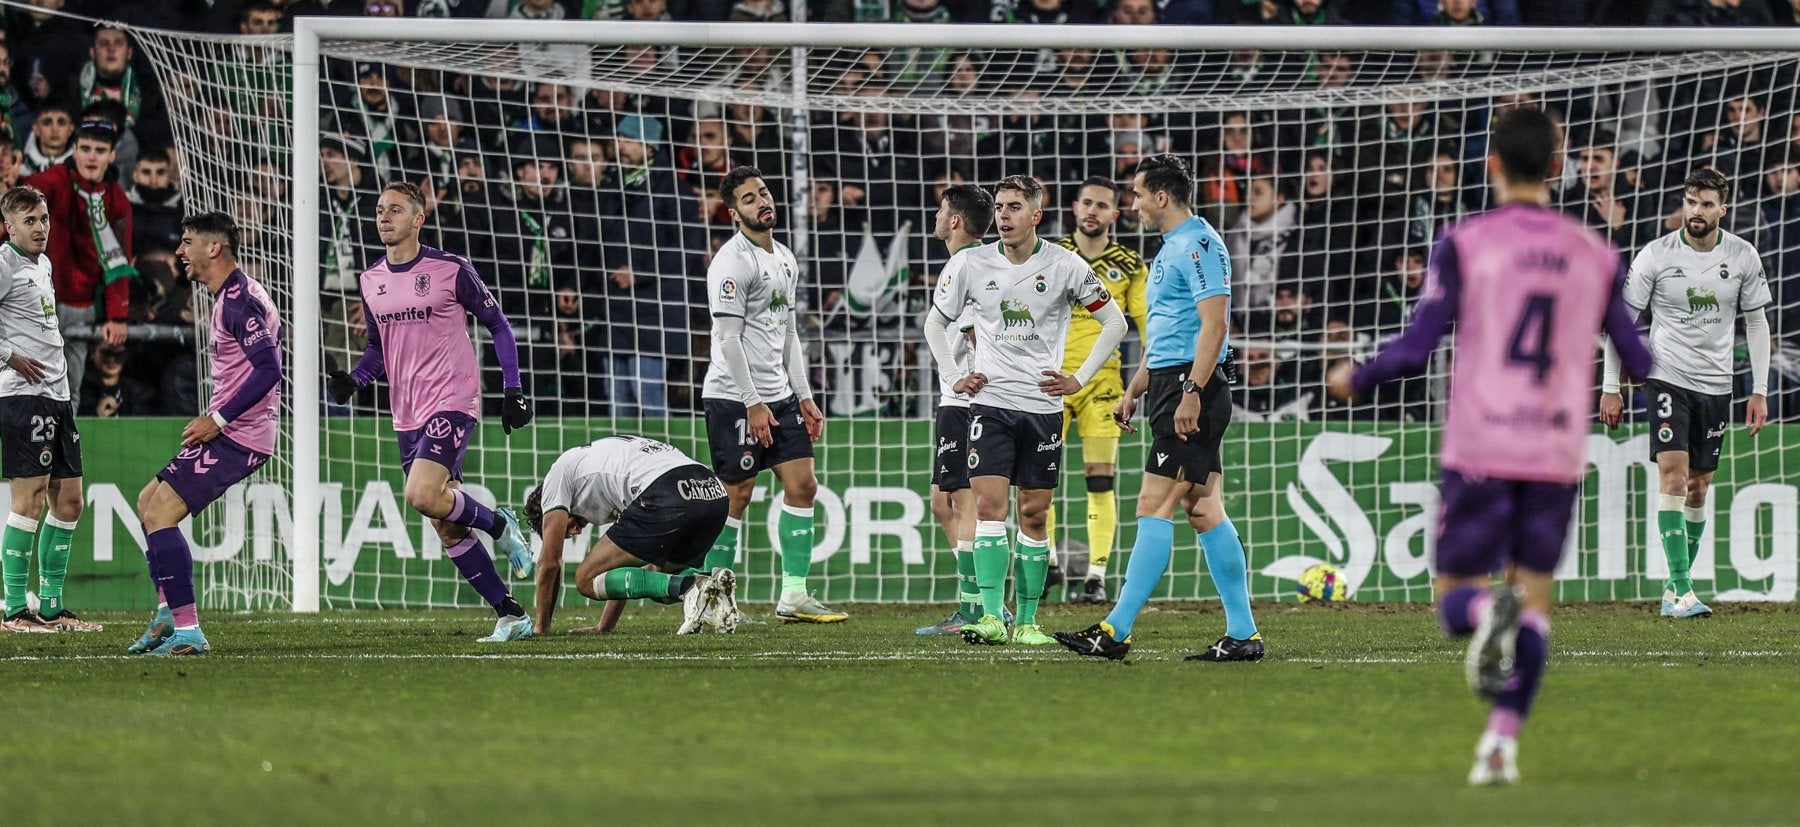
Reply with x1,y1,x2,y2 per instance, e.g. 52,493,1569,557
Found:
1685,506,1706,580
954,541,980,618
1658,501,1691,595
35,515,75,617
778,505,813,595
704,517,740,572
1014,535,1050,627
594,568,686,601
2,515,37,615
972,523,1010,620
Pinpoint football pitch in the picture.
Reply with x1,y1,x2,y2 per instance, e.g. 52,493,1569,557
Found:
3,601,1795,826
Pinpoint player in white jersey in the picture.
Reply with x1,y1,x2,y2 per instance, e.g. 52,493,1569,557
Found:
1600,168,1772,619
698,166,845,624
923,175,1127,646
916,183,993,636
523,436,735,636
0,185,100,633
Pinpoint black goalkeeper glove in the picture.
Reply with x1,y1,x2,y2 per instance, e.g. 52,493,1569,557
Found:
326,370,361,405
502,387,533,435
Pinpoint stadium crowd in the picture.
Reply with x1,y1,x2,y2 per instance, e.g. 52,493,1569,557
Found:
4,0,1799,422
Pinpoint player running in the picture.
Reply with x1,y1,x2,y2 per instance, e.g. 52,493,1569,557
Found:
128,213,284,656
1,185,100,633
1054,154,1263,663
915,183,993,636
524,435,736,636
699,166,845,624
1598,167,1772,619
923,175,1127,646
326,181,536,643
1049,176,1148,604
1328,108,1653,785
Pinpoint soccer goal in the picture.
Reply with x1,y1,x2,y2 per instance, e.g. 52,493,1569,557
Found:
121,19,1800,612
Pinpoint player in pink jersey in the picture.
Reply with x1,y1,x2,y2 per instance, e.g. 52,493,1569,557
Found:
1329,108,1653,785
129,213,284,656
327,182,537,644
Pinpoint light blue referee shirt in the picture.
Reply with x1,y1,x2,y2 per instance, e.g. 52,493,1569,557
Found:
1144,215,1231,369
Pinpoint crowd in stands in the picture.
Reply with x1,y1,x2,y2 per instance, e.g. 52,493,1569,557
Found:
4,0,1799,423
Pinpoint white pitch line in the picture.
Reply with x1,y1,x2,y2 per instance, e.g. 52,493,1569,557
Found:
1,649,1791,664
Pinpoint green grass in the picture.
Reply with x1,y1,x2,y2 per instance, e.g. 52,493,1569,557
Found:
4,600,1796,826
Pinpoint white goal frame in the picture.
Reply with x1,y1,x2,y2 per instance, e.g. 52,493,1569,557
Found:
288,20,1799,612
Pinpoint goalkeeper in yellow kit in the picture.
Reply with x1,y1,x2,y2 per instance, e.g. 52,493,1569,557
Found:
1049,177,1148,603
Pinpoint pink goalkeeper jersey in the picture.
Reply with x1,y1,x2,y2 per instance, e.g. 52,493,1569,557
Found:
208,271,282,456
358,248,497,432
1439,204,1621,483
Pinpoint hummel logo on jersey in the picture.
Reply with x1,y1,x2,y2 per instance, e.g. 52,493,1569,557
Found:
376,284,387,295
1156,452,1169,466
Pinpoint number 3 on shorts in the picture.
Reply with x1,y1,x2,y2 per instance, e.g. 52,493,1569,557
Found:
1657,393,1673,419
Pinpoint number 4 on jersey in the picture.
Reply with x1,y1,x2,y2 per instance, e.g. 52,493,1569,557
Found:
1507,293,1556,385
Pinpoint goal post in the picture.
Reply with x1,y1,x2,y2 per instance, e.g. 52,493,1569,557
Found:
119,17,1800,612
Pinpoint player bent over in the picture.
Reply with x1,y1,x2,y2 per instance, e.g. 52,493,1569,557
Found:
526,436,736,636
1329,108,1653,785
130,213,283,656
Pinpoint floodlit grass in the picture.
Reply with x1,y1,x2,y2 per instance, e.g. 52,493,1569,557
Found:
4,601,1796,825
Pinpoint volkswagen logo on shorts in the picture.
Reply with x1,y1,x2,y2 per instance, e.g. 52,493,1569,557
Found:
177,445,204,461
425,416,454,440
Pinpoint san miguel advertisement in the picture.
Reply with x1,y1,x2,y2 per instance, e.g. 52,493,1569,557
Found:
5,419,1793,611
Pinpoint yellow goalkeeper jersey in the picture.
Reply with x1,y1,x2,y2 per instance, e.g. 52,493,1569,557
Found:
1055,236,1149,374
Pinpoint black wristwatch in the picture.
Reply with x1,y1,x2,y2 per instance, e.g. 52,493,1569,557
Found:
1180,377,1203,395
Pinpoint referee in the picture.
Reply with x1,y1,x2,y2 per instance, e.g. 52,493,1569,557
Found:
1054,154,1264,662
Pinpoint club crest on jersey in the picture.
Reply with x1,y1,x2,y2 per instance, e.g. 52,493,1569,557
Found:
1686,286,1720,313
1720,265,1730,279
967,450,980,469
1658,424,1674,443
414,273,431,296
739,452,755,471
1000,299,1035,328
38,447,52,467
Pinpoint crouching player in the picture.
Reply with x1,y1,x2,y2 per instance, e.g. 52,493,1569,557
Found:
526,435,737,636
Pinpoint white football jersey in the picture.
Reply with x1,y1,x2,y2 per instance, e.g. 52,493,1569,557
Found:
936,252,979,408
1624,229,1771,396
703,232,801,404
538,436,703,525
932,240,1111,415
0,243,68,401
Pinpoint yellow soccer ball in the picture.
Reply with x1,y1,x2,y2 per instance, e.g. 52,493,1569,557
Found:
1297,563,1349,603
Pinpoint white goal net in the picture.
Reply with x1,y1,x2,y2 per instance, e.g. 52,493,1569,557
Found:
121,20,1800,610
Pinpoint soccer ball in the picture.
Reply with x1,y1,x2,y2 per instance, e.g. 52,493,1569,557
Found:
1296,564,1349,603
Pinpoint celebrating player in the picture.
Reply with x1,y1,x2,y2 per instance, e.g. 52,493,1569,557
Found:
326,181,537,643
1054,154,1263,663
1327,108,1653,784
1,185,100,633
915,183,992,636
524,435,736,636
1049,176,1148,605
128,213,284,656
699,166,845,624
923,175,1127,646
1599,167,1772,619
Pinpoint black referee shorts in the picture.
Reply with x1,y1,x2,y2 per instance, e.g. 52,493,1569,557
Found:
1143,364,1231,482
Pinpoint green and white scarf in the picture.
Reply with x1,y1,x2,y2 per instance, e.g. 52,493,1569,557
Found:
79,61,141,127
76,180,137,285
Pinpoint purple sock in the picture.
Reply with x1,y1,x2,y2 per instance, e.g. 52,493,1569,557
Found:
445,490,501,536
1437,585,1489,637
1491,610,1550,731
446,536,510,608
147,528,198,626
